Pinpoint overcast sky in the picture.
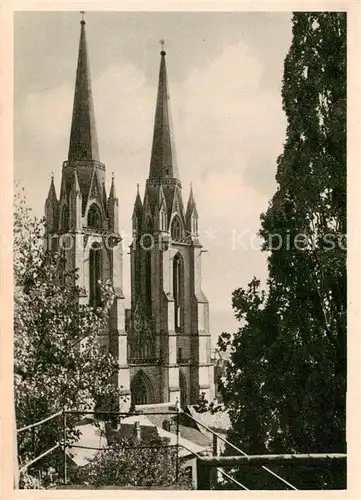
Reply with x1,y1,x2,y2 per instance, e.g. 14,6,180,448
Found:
14,11,293,345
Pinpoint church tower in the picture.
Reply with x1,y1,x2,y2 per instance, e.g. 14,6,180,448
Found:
129,45,214,407
44,19,131,408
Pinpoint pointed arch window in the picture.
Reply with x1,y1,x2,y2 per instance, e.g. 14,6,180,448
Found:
171,216,183,240
145,216,153,235
87,203,102,229
132,214,138,236
191,213,198,235
160,210,166,231
61,205,69,231
131,371,155,406
145,251,152,317
173,253,184,332
89,244,102,307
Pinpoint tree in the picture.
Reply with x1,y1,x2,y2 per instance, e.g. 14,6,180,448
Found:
219,13,346,490
73,436,192,488
14,187,124,487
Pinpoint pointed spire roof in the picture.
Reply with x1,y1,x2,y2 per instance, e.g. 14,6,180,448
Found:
108,173,117,201
148,46,179,181
68,20,100,162
46,174,58,202
186,183,198,216
134,183,143,211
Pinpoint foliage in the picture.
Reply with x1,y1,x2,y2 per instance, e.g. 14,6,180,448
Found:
195,392,224,414
219,13,346,490
19,468,58,489
73,436,192,488
14,186,124,487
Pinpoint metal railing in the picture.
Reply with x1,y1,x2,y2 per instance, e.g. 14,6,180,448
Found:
182,410,346,490
16,409,63,475
15,407,347,490
16,407,182,487
61,408,181,486
196,453,347,490
183,409,299,490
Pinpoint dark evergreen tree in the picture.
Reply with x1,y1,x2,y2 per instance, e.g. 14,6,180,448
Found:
219,12,346,490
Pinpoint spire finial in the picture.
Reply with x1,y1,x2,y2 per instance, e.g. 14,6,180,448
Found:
134,183,142,210
112,171,115,180
80,11,86,25
160,38,166,56
51,171,54,180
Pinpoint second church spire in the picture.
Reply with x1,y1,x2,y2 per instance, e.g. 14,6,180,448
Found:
148,44,179,181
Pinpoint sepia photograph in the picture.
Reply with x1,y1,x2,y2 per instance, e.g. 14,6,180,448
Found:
7,6,348,491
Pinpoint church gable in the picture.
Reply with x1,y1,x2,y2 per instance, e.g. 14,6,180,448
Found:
142,184,160,231
154,185,168,231
143,190,152,216
170,186,186,226
75,165,94,213
85,167,107,222
59,166,75,203
157,184,167,209
144,184,159,213
89,167,100,200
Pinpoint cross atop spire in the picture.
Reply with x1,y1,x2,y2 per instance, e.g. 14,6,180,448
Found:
160,38,166,55
46,172,57,202
68,17,100,162
80,11,85,24
133,183,143,213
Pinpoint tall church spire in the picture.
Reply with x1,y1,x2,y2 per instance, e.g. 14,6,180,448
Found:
148,43,179,181
130,40,214,407
68,19,100,162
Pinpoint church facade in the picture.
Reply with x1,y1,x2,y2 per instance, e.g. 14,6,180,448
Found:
44,20,214,410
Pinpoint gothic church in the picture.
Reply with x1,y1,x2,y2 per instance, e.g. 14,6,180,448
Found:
44,20,214,410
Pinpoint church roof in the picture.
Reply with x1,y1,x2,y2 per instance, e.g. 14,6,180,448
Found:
68,20,100,162
148,48,179,181
187,406,231,435
68,421,108,467
113,415,209,458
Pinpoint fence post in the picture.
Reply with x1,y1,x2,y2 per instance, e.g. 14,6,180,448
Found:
212,433,217,455
175,403,180,483
196,458,211,490
209,433,218,489
191,458,198,489
62,408,67,485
